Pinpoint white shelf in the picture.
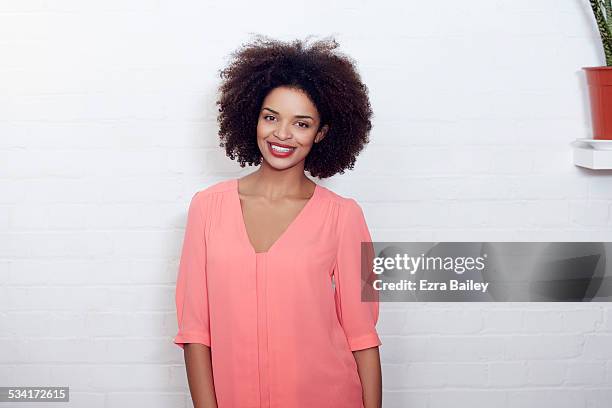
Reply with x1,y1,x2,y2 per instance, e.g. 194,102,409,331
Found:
573,142,612,169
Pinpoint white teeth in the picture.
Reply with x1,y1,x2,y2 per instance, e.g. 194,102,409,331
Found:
270,144,294,153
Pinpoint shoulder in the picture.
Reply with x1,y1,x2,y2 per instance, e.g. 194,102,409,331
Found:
186,179,235,212
318,185,370,239
316,184,364,214
192,179,235,200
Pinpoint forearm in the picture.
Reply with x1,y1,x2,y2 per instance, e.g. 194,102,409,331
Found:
184,343,217,408
353,346,382,408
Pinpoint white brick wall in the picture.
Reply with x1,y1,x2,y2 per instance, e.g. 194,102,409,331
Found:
1,0,611,406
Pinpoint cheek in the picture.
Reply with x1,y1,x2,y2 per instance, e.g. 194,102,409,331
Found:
256,120,265,136
256,117,272,132
297,131,318,147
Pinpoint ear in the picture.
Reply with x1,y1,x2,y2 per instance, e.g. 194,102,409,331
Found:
314,124,329,143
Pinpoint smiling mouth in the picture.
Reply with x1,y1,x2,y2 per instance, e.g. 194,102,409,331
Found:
267,141,296,157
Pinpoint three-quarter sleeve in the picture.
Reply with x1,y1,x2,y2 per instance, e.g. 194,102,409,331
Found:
333,199,382,351
173,191,211,349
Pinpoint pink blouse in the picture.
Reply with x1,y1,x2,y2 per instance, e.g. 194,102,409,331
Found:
173,178,381,408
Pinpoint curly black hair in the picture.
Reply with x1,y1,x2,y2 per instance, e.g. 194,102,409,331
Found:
216,35,373,179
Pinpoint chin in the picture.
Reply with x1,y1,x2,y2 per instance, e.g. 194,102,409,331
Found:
263,157,300,171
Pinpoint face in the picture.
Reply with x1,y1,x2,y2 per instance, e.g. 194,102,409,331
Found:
256,86,328,172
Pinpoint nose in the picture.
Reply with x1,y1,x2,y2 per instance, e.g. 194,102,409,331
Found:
273,121,292,140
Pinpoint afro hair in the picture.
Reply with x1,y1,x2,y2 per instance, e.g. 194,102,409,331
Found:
216,35,373,179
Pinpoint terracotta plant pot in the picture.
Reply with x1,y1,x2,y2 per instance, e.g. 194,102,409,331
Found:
583,66,612,140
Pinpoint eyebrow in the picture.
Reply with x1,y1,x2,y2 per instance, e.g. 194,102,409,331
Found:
262,107,314,120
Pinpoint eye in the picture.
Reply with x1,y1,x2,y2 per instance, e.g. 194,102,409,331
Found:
263,114,276,121
296,122,309,128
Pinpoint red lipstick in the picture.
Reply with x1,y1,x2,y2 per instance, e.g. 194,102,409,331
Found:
267,141,296,158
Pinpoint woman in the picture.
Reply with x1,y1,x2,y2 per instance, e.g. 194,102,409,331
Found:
173,36,382,408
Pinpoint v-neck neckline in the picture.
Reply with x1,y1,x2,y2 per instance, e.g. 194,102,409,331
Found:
234,178,319,255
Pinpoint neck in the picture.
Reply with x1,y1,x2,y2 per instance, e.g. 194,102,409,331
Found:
247,161,314,199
